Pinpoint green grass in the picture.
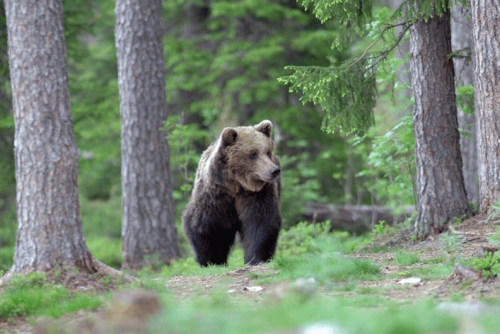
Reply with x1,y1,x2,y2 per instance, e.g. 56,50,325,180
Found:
159,248,246,277
421,255,446,264
86,236,122,268
149,294,460,334
0,273,103,319
394,249,420,266
392,264,452,280
264,253,381,284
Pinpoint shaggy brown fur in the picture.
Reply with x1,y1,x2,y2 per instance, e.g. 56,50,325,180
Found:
182,120,282,266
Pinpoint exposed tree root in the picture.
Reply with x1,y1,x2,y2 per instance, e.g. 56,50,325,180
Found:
0,258,137,291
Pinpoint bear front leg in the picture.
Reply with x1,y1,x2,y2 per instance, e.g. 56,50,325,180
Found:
236,183,281,265
182,202,238,267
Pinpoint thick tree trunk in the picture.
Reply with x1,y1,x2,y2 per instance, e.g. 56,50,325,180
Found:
116,0,180,270
452,4,479,205
409,5,468,238
4,0,95,273
469,1,500,214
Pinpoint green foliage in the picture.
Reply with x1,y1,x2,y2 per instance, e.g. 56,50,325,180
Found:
393,264,452,280
468,202,479,215
80,193,122,239
277,221,331,257
358,115,416,209
279,152,326,227
487,226,500,248
456,84,474,116
273,253,380,283
150,292,459,334
487,201,500,223
300,0,372,28
0,1,15,226
0,273,102,319
281,0,457,137
394,249,420,266
391,0,452,23
158,248,245,278
280,61,377,135
0,246,13,271
86,237,122,269
67,0,122,203
373,220,397,237
471,251,500,280
272,225,380,284
440,232,463,265
163,115,212,205
162,0,354,221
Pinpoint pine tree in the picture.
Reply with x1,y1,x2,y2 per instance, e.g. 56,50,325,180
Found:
116,0,180,270
281,0,468,238
2,0,130,283
470,1,500,214
409,1,467,236
452,4,478,205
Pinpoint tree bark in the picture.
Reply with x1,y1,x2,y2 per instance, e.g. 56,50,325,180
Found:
452,4,479,205
4,0,95,273
116,0,180,270
469,1,500,214
409,4,468,238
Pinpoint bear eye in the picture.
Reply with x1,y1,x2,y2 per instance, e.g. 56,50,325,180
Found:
249,153,258,160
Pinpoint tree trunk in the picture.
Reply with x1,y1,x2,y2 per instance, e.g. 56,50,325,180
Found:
452,4,479,206
469,1,500,214
409,4,468,238
4,0,95,273
116,0,180,270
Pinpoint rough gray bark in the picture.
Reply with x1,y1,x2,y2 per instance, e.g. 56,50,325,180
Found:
116,0,180,270
469,1,500,214
4,0,95,273
452,4,479,205
409,5,468,237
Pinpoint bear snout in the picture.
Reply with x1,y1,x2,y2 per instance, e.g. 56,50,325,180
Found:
270,166,281,179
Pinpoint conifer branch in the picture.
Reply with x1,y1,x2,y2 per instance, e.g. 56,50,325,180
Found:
351,21,409,68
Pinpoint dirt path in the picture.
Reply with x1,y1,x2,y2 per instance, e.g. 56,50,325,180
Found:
165,214,500,303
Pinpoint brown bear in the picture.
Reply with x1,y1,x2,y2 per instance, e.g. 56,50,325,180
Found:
182,120,282,266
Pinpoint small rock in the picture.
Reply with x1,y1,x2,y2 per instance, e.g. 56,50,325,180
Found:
227,289,236,293
244,286,263,292
453,263,480,280
397,277,421,285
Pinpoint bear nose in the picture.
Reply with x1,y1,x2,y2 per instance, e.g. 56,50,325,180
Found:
270,167,281,178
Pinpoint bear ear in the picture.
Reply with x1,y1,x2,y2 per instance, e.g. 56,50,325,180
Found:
254,120,272,138
221,128,238,146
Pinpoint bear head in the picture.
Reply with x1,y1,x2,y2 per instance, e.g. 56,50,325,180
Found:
220,120,280,193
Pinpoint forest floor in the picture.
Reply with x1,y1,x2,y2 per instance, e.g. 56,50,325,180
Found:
1,214,500,333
